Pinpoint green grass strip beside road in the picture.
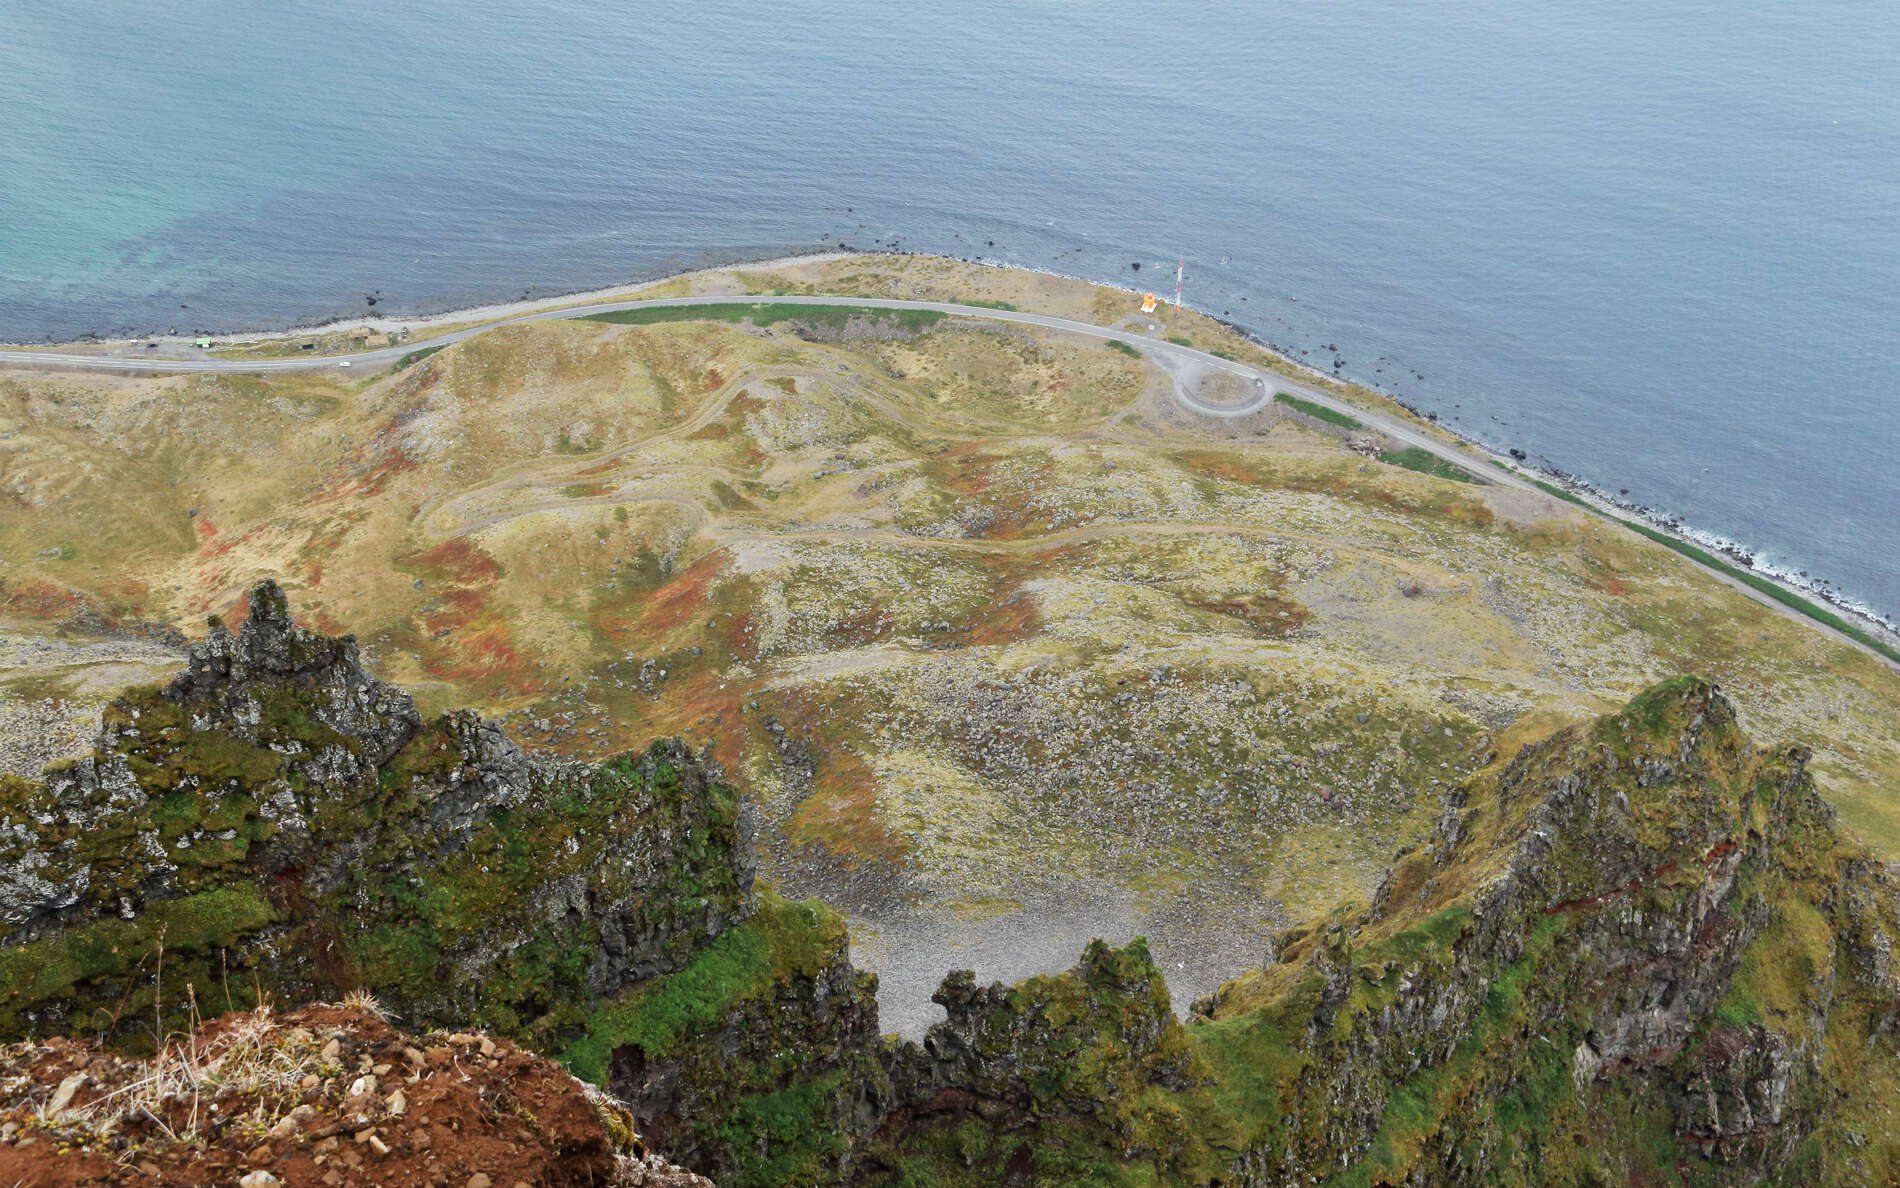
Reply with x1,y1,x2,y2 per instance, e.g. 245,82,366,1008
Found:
1274,391,1364,430
1530,480,1900,665
393,344,446,371
576,303,945,333
1379,447,1477,484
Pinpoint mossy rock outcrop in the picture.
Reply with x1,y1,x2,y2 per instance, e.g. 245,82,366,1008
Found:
829,678,1900,1186
0,581,755,1047
1191,676,1900,1186
3,582,1897,1185
859,937,1226,1186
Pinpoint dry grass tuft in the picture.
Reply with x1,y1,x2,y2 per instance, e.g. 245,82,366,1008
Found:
338,988,391,1021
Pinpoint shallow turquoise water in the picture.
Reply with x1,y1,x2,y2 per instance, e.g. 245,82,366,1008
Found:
3,0,1896,620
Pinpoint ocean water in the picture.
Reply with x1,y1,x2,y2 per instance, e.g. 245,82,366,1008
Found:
2,0,1896,621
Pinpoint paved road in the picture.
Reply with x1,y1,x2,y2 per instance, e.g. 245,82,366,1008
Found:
0,292,1537,493
5,292,1895,670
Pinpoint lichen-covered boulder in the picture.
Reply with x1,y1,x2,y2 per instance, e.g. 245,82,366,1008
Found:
0,581,755,1048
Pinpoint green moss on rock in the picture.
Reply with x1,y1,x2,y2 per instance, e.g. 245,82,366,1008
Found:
0,581,753,1050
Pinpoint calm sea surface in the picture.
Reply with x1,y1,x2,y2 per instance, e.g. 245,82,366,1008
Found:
3,0,1896,620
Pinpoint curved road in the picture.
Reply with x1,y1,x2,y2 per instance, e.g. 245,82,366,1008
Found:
0,292,1534,489
4,293,1895,671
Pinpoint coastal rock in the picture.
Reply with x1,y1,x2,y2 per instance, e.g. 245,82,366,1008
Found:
857,938,1221,1185
601,899,890,1184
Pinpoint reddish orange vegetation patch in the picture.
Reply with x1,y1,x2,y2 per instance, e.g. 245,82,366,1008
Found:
825,599,892,649
574,457,623,477
938,443,999,498
966,589,1041,648
307,608,351,636
419,617,532,689
0,579,88,621
957,558,1048,647
634,551,730,638
606,670,751,773
1184,592,1311,636
722,608,758,663
0,579,159,634
937,448,1055,541
762,690,910,869
784,745,910,869
405,537,503,586
688,392,765,445
296,516,360,589
1177,451,1275,487
195,520,264,565
316,426,421,503
399,543,534,692
1587,573,1632,596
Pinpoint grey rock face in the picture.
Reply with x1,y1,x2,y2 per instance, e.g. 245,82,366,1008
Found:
0,581,754,1048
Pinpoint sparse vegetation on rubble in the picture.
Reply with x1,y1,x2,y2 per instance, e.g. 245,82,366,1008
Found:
0,1000,713,1186
1,257,1898,1183
2,582,1898,1185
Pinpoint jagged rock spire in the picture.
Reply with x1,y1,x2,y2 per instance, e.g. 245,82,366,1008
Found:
165,580,419,758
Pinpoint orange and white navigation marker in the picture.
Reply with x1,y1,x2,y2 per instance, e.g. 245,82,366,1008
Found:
1140,292,1158,313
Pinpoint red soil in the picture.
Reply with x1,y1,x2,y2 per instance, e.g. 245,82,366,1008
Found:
0,1007,712,1188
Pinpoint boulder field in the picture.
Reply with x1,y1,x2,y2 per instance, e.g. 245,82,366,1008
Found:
3,583,1897,1185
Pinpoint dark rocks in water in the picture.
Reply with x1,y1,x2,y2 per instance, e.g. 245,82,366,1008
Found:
1131,261,1141,270
1509,447,1528,460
